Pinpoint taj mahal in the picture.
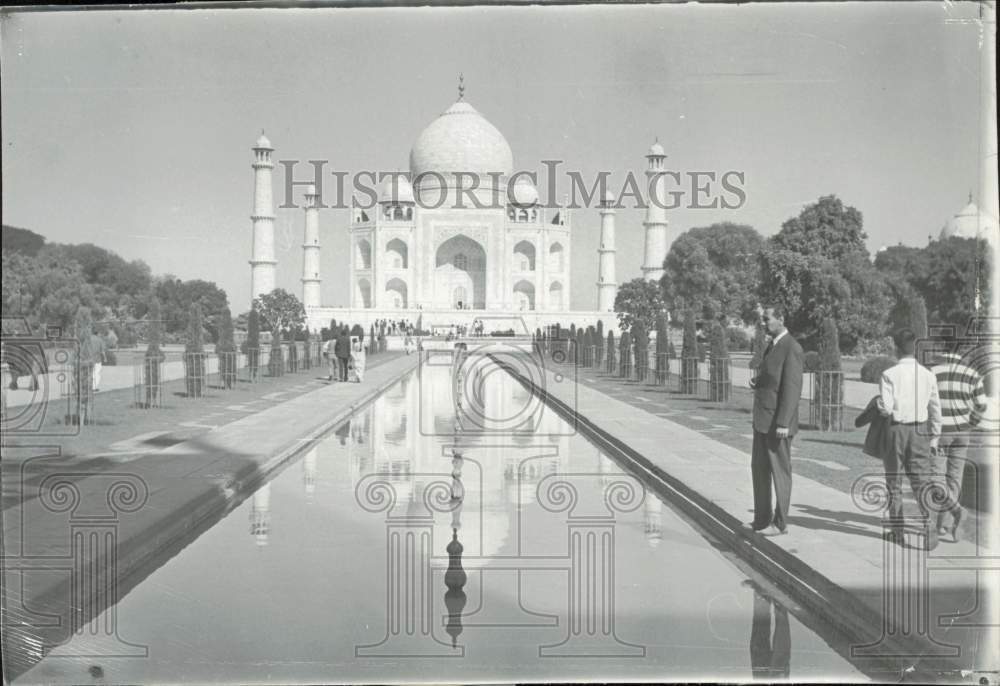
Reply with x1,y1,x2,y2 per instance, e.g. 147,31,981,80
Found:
248,83,676,334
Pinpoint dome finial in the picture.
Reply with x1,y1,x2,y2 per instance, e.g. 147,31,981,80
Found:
458,73,465,101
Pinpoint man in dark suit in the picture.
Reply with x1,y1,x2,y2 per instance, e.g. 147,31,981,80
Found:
334,326,352,382
748,305,804,536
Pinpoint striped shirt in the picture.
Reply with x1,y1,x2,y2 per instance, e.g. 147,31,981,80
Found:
931,353,988,433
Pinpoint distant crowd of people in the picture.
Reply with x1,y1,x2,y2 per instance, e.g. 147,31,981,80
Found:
374,318,416,336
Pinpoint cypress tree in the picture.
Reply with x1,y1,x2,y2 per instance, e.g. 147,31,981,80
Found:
681,309,699,393
185,302,205,396
709,321,731,401
633,322,648,380
217,306,237,388
72,307,95,423
619,330,632,378
287,327,299,371
606,331,616,373
655,313,669,384
246,307,261,380
817,317,843,430
302,326,312,369
144,298,165,407
909,295,928,341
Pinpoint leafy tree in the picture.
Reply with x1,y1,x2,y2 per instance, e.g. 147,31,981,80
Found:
614,278,665,334
71,307,96,423
286,328,299,371
217,307,237,388
1,225,46,255
156,277,229,338
681,309,699,393
757,195,888,350
254,288,306,340
661,222,764,325
708,321,731,401
45,243,152,298
2,250,104,333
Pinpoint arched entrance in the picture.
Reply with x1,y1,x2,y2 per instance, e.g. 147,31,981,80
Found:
386,278,408,308
435,234,486,309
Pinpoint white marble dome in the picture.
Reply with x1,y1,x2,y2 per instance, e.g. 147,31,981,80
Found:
409,101,513,186
255,132,272,149
940,199,998,245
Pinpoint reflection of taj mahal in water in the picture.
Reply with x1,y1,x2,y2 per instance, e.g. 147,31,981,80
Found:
248,361,664,551
249,82,674,333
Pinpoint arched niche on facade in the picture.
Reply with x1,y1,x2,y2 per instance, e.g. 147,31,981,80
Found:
513,279,535,311
548,281,564,310
513,240,536,272
386,277,409,309
356,239,372,270
548,242,564,272
386,238,409,269
356,277,372,308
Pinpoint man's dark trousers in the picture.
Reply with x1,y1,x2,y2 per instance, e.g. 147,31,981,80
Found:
338,356,349,381
751,431,793,531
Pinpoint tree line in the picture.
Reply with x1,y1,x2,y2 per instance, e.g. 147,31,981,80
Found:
615,195,991,354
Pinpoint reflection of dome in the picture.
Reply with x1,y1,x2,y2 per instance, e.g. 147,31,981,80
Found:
380,175,415,204
940,198,999,244
409,101,513,187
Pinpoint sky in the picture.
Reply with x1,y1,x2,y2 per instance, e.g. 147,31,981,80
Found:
0,1,990,313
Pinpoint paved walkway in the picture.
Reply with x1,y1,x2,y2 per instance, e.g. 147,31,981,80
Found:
507,359,999,677
1,352,420,681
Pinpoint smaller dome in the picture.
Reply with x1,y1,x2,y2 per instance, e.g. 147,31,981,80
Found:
380,175,414,204
511,177,538,206
255,132,272,149
939,199,999,244
304,184,317,196
602,191,616,206
648,140,665,157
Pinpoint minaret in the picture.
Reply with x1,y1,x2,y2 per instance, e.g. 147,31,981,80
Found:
597,191,618,311
641,139,668,282
301,184,322,309
250,131,276,302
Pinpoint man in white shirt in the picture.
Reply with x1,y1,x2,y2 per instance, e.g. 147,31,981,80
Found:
877,328,942,550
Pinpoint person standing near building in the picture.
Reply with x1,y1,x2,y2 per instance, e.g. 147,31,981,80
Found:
877,328,942,550
334,326,351,382
930,334,987,542
747,305,804,537
322,336,336,381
